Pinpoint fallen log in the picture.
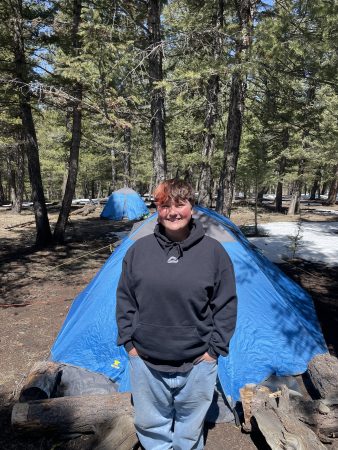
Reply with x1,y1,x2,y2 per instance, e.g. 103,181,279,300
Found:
71,204,97,216
95,416,139,450
19,361,62,402
290,397,338,437
251,385,327,449
5,220,35,230
12,393,136,442
307,353,338,400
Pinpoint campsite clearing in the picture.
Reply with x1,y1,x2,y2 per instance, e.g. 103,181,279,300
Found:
1,201,338,449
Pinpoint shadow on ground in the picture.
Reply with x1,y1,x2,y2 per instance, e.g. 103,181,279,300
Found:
0,217,134,306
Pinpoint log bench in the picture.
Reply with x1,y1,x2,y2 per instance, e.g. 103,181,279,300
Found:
239,353,338,448
11,353,338,449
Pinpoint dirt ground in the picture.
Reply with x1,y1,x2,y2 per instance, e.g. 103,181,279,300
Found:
1,201,338,449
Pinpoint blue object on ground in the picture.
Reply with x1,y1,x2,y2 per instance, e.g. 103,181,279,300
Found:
100,188,149,221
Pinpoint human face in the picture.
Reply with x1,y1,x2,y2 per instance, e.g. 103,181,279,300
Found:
157,199,193,240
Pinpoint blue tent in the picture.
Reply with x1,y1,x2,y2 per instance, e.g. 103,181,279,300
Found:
50,206,327,402
101,188,148,221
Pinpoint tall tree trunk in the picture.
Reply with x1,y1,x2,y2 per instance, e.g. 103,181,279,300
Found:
54,0,82,243
98,49,117,194
216,71,247,216
97,180,102,198
326,164,338,205
198,0,224,207
321,182,328,196
61,159,69,199
275,129,288,213
310,169,321,200
82,180,89,198
275,179,283,212
111,146,116,191
288,187,300,215
288,84,315,215
91,180,96,199
199,73,219,206
9,167,17,208
216,0,257,217
12,0,52,245
0,171,5,204
148,0,166,186
257,186,268,203
288,159,304,215
123,127,132,187
11,138,25,213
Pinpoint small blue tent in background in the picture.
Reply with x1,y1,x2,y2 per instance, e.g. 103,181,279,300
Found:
50,206,327,402
100,187,149,221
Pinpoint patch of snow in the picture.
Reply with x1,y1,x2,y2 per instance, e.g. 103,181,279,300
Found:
263,194,275,200
307,209,338,216
72,198,100,205
249,221,338,266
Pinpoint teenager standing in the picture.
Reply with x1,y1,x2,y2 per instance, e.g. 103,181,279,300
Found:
116,179,237,449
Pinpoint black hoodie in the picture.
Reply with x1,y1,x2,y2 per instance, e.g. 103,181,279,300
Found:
116,219,237,362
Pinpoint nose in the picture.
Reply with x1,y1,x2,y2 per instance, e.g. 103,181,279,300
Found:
167,205,180,214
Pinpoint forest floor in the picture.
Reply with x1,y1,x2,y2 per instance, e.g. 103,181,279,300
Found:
0,200,338,449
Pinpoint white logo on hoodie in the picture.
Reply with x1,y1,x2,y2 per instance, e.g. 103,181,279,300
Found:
167,256,179,264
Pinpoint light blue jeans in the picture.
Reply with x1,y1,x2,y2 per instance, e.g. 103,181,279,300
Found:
129,356,217,450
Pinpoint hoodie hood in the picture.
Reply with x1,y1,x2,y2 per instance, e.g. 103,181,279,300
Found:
154,218,205,261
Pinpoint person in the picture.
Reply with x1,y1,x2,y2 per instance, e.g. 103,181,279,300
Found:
116,179,237,450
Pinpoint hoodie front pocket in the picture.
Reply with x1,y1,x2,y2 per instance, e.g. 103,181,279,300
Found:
132,322,205,360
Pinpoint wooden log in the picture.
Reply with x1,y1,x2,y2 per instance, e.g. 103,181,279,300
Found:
12,393,135,439
240,383,260,432
240,383,283,432
290,397,338,436
95,416,139,450
251,386,327,449
240,381,338,441
307,353,338,400
71,204,96,216
5,220,35,230
19,361,62,402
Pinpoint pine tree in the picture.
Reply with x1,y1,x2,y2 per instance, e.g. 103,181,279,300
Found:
2,0,52,245
216,0,258,217
54,0,83,243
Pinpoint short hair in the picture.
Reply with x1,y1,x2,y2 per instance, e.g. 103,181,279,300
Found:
154,179,195,206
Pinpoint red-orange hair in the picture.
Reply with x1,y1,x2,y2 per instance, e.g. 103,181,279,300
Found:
153,179,195,206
